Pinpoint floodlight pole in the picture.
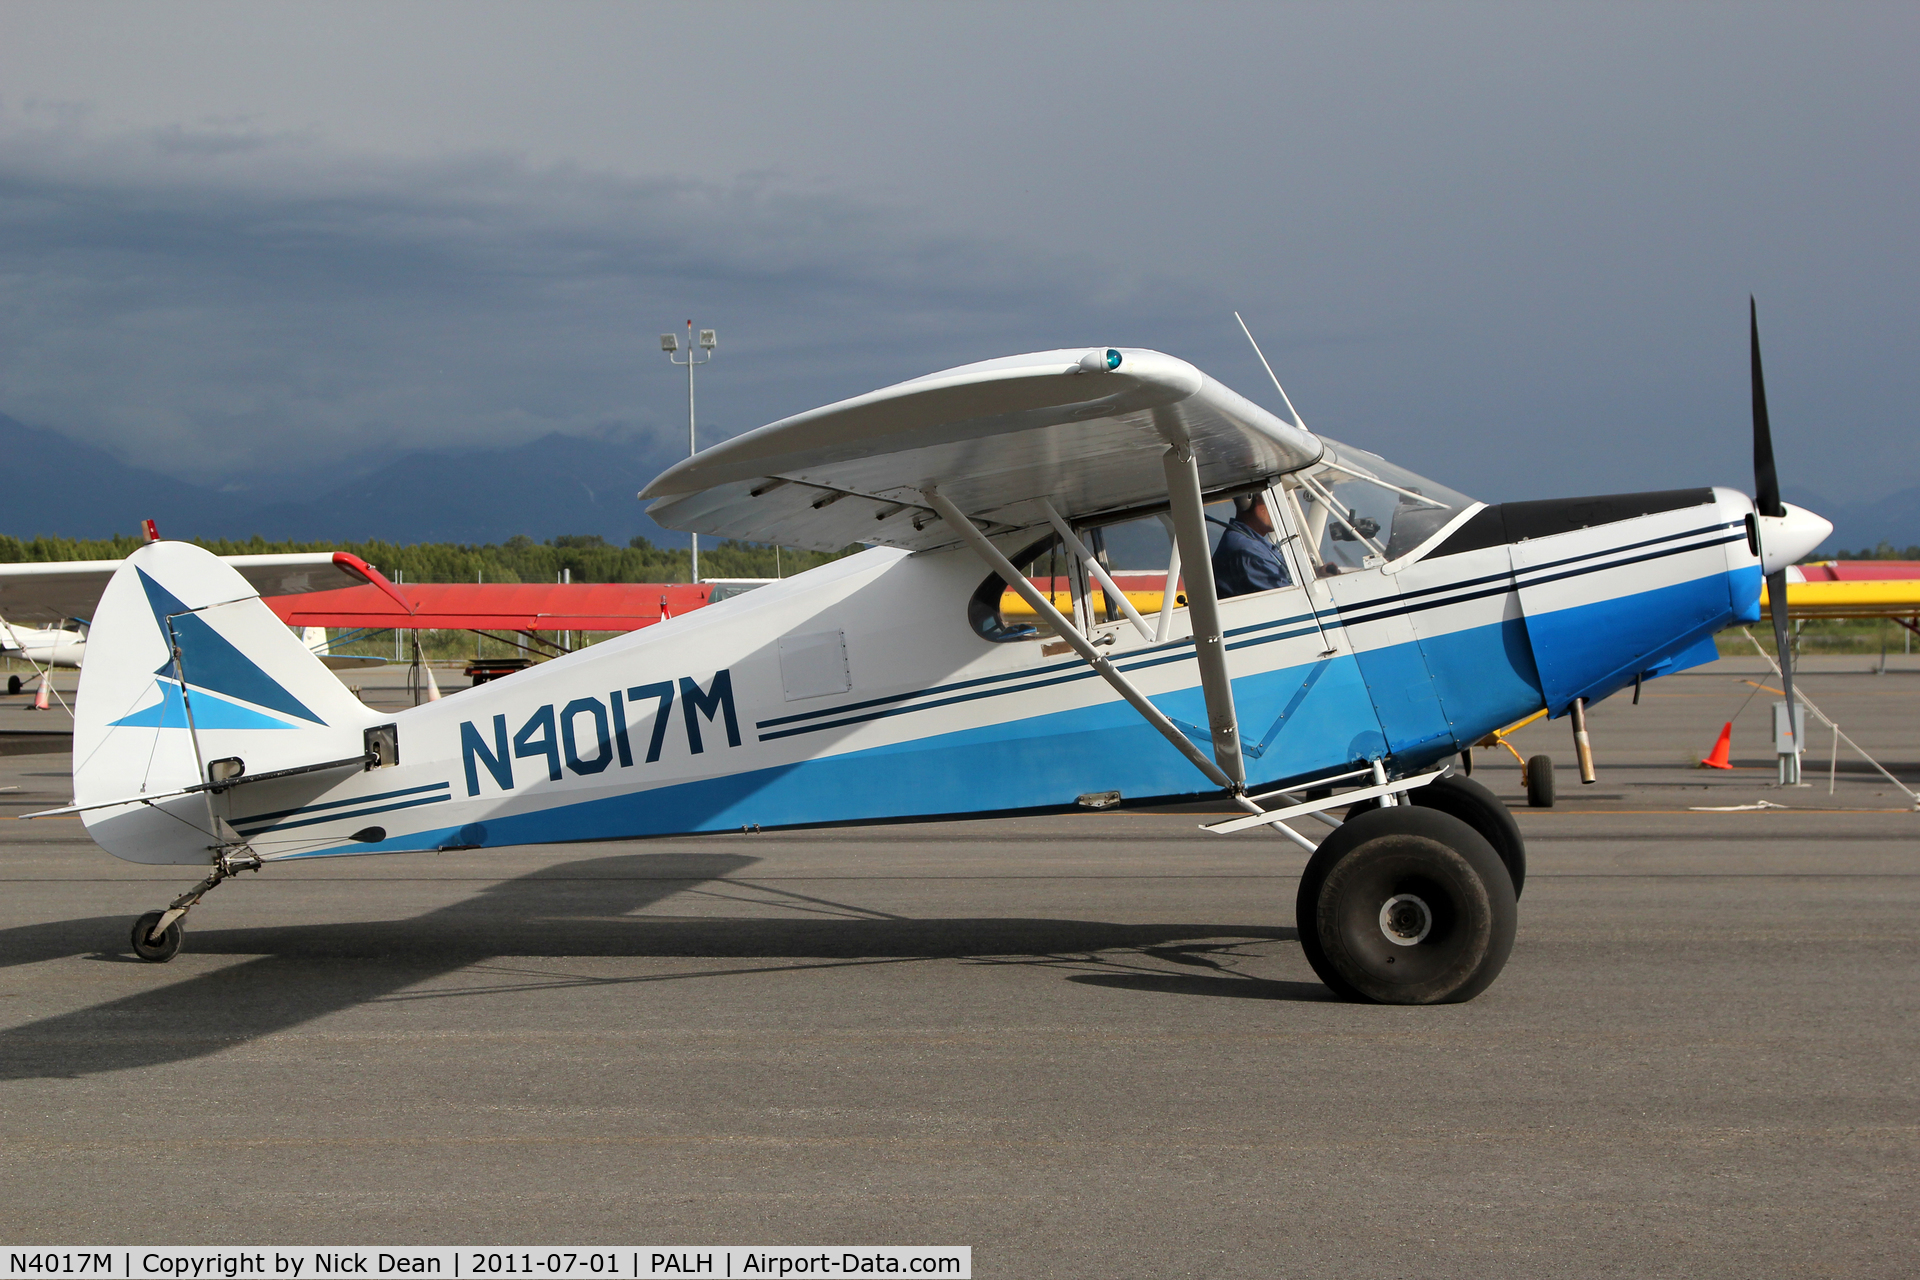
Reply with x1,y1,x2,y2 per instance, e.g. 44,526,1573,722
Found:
661,321,717,584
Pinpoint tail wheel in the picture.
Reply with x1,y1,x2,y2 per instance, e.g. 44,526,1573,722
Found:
1297,807,1517,1004
1526,755,1556,808
129,911,182,963
1408,772,1526,898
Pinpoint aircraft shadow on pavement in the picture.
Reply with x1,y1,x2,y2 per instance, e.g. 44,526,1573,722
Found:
0,850,1301,1080
1069,973,1331,1002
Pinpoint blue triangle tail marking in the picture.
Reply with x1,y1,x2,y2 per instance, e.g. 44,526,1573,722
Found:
137,568,325,725
108,679,303,731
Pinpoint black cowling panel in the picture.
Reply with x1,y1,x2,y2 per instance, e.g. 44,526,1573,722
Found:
1429,488,1717,559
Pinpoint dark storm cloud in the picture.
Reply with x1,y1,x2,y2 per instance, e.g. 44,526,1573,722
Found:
0,122,1212,492
0,3,1914,521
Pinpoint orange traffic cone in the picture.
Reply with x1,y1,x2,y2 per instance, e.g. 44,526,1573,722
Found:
424,663,442,703
1699,721,1733,769
29,673,51,711
659,595,673,622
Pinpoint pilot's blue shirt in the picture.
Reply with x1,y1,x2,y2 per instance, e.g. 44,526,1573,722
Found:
1211,518,1293,598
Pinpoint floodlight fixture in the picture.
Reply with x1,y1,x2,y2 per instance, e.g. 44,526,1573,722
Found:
660,320,718,583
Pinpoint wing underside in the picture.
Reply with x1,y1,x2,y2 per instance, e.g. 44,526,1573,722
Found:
641,348,1323,551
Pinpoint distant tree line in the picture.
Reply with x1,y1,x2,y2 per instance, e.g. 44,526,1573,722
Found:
1834,542,1920,561
0,532,856,583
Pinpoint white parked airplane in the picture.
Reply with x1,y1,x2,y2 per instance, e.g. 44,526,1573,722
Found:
37,317,1830,1005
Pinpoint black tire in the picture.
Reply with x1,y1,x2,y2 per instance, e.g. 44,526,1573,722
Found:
1409,773,1526,899
1526,755,1556,809
129,911,182,963
6,675,20,695
1296,807,1517,1004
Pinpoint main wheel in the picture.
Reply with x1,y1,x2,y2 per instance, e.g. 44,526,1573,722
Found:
1525,755,1556,808
1296,807,1517,1004
6,675,20,695
1409,773,1526,898
129,911,182,963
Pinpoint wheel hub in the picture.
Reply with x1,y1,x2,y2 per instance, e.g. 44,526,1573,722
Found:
1378,893,1433,946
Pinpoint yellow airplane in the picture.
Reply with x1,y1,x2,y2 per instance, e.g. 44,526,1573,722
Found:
1761,562,1920,629
1006,562,1920,631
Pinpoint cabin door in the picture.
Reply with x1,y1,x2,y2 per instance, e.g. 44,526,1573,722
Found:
1279,478,1456,763
1226,485,1402,780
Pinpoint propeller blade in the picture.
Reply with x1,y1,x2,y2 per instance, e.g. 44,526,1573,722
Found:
1751,296,1782,517
1766,571,1797,729
1752,300,1797,771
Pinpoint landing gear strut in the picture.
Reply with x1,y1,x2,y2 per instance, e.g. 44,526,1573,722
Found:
128,847,262,963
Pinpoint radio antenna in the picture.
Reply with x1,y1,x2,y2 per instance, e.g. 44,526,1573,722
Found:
1233,310,1306,430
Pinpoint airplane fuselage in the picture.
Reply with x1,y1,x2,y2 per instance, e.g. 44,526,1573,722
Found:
81,485,1763,865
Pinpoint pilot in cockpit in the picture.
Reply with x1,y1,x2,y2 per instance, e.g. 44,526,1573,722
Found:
1211,494,1294,599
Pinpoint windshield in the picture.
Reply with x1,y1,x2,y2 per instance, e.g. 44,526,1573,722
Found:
1289,442,1477,571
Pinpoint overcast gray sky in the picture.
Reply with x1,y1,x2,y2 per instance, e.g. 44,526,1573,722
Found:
0,1,1913,509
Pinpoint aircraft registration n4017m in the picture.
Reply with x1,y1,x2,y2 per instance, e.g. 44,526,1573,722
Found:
45,323,1832,1003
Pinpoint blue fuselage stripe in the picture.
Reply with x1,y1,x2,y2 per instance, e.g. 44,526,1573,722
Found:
235,779,452,826
236,792,452,835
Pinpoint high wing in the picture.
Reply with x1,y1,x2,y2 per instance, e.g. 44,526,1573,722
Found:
640,347,1323,551
0,551,399,625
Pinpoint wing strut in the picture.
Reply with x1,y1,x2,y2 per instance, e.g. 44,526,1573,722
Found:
922,487,1234,793
921,470,1344,852
924,483,1325,852
1161,445,1246,787
1038,499,1156,642
1152,515,1182,643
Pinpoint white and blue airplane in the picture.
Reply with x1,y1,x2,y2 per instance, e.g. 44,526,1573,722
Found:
40,311,1830,1004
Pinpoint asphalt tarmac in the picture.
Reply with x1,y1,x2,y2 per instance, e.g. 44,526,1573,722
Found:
1,656,1914,1277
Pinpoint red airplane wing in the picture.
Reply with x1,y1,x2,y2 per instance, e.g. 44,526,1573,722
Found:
263,581,712,631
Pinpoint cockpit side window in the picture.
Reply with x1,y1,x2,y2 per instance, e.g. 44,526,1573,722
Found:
970,505,1282,640
968,533,1068,642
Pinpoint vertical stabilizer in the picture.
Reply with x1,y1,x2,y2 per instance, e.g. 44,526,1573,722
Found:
73,542,381,864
